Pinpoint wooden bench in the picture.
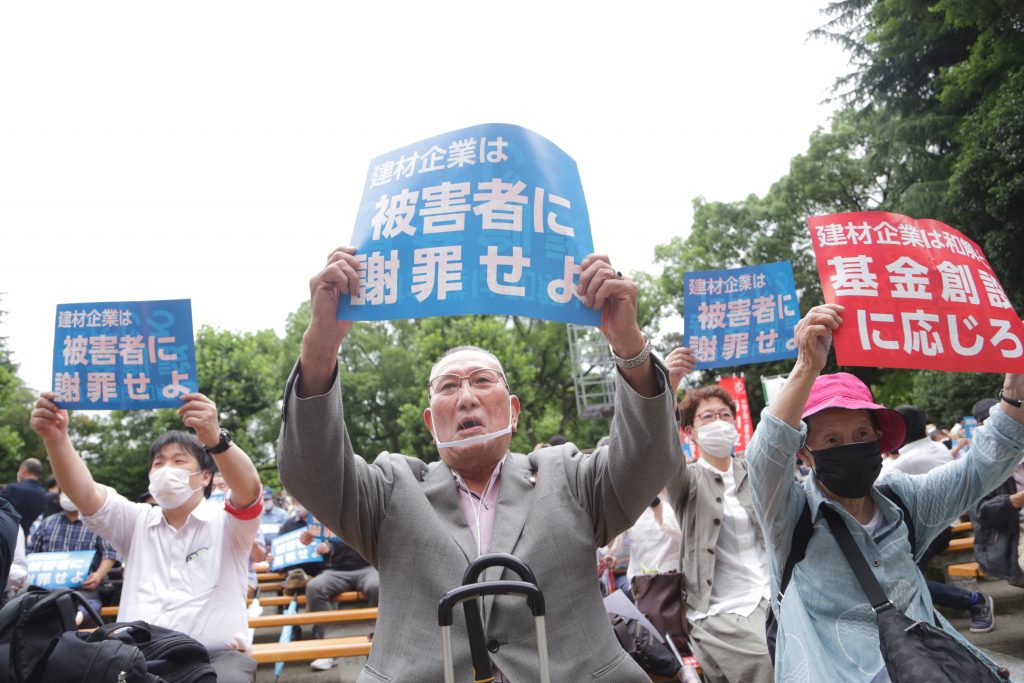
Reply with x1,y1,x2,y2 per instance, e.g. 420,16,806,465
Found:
99,591,367,618
258,591,365,607
258,582,284,593
948,561,985,578
945,537,974,553
251,635,371,664
951,521,972,535
256,572,284,582
248,607,377,629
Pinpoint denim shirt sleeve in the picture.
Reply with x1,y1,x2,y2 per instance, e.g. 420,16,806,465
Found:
746,410,809,602
884,404,1024,561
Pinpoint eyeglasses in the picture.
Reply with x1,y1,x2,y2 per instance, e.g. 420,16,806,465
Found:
428,368,506,396
695,410,735,423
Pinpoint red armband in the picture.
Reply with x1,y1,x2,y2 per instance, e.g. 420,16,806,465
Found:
224,495,263,521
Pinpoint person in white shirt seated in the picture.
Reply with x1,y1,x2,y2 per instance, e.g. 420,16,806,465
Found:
30,391,263,683
881,405,953,475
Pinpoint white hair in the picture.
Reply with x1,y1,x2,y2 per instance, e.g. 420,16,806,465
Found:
429,345,505,379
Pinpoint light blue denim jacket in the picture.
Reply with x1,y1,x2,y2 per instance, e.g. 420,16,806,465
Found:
747,404,1024,683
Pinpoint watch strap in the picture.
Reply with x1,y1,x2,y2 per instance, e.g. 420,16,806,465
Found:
205,428,233,455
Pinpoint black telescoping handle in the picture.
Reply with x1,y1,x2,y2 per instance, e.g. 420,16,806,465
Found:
438,580,546,627
461,552,539,586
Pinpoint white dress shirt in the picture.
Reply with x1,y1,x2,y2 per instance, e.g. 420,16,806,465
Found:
689,459,770,619
887,437,953,475
84,487,261,653
626,496,682,581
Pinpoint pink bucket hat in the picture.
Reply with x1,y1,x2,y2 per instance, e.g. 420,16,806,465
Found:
802,372,906,453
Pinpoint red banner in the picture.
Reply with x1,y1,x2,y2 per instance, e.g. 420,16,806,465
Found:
717,375,753,454
809,212,1024,373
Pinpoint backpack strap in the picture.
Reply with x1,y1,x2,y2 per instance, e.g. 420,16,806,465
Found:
876,483,915,554
777,501,813,604
777,483,915,604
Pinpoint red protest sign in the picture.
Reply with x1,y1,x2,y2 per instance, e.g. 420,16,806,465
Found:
717,375,753,453
808,211,1024,373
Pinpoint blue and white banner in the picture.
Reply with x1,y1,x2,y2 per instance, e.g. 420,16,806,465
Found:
340,123,600,326
962,415,979,440
26,551,94,589
305,513,337,540
270,528,323,571
51,299,197,410
684,262,800,370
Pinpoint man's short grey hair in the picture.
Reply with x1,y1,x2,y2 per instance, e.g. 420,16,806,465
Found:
19,458,43,478
429,345,506,379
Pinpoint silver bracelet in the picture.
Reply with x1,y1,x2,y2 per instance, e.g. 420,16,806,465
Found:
611,337,651,369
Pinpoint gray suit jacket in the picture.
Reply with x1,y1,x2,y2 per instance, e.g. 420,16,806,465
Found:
277,358,680,682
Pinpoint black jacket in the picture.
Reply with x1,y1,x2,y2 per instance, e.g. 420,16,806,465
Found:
0,479,48,536
969,476,1022,581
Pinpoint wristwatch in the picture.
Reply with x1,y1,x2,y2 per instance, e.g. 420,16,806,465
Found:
1000,391,1022,409
610,337,651,369
205,428,233,455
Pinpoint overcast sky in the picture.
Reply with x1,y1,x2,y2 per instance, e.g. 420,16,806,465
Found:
1,1,850,393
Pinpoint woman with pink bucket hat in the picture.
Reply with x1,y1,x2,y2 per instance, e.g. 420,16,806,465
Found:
747,303,1024,682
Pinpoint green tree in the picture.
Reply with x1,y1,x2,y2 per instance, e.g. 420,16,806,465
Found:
816,0,1024,306
0,301,46,483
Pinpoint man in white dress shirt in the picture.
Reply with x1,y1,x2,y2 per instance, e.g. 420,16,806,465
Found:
31,391,263,683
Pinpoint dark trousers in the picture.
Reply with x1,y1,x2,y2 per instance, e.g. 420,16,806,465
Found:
918,526,975,612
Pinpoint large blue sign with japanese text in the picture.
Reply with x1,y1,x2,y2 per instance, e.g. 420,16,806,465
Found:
51,299,198,410
270,528,323,571
27,551,94,589
683,262,800,370
339,123,600,326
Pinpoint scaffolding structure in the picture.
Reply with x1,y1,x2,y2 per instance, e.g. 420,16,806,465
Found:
566,323,617,420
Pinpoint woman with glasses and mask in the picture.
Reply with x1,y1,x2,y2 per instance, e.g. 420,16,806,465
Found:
748,303,1024,682
662,346,775,683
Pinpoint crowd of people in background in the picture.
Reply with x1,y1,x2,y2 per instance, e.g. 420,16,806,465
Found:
0,279,1022,682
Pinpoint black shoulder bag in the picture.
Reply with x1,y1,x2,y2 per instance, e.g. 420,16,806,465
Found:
820,504,1005,683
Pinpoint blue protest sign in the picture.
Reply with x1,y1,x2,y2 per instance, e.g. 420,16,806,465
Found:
270,528,323,571
340,123,600,326
26,551,95,589
683,262,800,370
51,299,198,410
962,415,979,440
305,513,337,540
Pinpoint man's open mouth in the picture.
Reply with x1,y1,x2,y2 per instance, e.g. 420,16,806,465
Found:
457,418,484,432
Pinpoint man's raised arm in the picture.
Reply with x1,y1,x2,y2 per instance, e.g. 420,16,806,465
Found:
30,393,106,517
178,393,262,508
576,254,659,397
298,246,361,397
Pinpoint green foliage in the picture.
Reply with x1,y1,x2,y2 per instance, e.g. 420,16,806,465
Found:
816,0,1024,307
0,303,46,484
651,0,1023,424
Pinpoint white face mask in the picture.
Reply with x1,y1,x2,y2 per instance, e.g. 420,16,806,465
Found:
695,420,739,458
208,490,227,508
432,396,515,450
59,493,78,513
148,466,203,509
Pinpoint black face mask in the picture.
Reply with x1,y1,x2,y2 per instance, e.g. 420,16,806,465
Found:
809,440,882,498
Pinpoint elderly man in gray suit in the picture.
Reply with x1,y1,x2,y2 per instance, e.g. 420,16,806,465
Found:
278,246,681,682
